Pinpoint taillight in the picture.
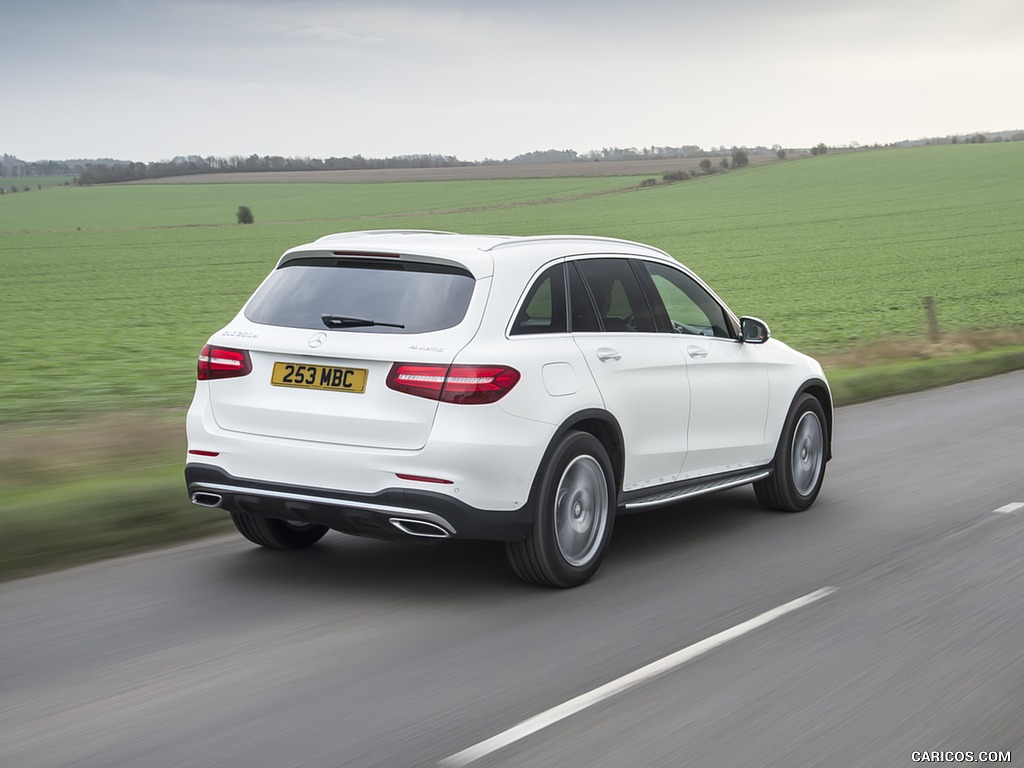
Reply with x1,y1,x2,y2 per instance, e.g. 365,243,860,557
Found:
442,365,521,404
386,364,448,399
197,344,252,380
387,363,520,404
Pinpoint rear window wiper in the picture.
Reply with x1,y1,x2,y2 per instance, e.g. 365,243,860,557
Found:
321,314,405,329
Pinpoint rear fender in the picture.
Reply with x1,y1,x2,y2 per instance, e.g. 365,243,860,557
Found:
529,409,626,509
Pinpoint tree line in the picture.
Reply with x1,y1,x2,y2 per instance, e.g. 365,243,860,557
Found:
70,145,739,184
1,144,769,185
3,131,1022,185
71,153,474,185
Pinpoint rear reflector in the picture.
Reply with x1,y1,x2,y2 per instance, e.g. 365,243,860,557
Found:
188,449,220,457
197,345,252,380
395,473,454,485
387,363,520,404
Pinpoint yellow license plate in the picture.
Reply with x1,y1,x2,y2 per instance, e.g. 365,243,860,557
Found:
271,362,368,393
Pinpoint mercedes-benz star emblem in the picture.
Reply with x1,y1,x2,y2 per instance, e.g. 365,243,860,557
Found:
307,332,327,348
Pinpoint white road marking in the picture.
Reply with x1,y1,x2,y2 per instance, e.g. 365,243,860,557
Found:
439,586,837,768
993,502,1024,514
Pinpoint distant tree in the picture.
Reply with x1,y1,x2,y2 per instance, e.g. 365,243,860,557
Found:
811,143,828,156
731,148,749,168
508,149,579,164
776,148,787,160
699,159,713,174
236,205,254,224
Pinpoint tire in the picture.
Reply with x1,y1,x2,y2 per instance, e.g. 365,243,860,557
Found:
506,431,616,587
755,393,827,512
230,512,329,549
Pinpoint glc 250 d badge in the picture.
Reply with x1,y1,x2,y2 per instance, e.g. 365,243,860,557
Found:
307,332,327,348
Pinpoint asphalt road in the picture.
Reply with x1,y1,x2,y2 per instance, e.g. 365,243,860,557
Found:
2,372,1023,768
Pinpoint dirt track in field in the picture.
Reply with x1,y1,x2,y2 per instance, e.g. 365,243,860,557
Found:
128,156,782,184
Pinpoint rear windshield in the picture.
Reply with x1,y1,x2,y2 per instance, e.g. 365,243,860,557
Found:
244,258,476,333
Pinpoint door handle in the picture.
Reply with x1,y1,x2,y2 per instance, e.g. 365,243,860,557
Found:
687,346,708,359
596,347,622,362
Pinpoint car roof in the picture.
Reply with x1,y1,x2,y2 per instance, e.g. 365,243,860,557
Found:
277,229,678,277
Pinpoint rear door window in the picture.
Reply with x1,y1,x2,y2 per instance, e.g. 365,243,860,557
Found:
573,258,656,333
244,258,475,333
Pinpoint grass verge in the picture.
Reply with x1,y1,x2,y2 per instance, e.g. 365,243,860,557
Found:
2,345,1023,582
0,469,233,582
827,345,1024,405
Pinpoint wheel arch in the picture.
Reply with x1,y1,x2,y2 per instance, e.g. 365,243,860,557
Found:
797,377,834,461
510,413,621,586
531,409,625,504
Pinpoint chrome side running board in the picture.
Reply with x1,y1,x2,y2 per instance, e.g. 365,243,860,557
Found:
624,469,771,511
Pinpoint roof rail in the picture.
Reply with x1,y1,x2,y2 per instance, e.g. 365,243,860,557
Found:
487,234,671,258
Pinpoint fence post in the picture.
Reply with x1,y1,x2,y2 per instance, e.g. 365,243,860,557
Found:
923,296,940,342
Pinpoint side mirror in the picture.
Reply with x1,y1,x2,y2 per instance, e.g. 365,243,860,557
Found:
740,316,771,344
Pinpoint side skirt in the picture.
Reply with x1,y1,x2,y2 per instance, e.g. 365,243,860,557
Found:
621,467,772,513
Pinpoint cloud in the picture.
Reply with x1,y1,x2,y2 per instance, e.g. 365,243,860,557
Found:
3,0,1022,161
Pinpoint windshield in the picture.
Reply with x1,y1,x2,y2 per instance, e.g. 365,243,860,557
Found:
244,258,476,334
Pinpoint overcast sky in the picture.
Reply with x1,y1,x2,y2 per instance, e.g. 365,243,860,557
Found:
5,0,1022,162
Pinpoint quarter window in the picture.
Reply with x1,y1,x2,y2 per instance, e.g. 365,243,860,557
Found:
511,264,567,335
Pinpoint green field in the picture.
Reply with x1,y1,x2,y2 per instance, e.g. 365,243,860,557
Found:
2,142,1022,424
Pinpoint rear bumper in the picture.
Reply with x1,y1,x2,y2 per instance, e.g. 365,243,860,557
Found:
185,464,533,542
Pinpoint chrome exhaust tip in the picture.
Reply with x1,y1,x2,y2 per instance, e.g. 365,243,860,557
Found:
191,492,224,509
388,518,451,538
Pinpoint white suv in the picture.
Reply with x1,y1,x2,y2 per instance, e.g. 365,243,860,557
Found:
186,230,832,587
